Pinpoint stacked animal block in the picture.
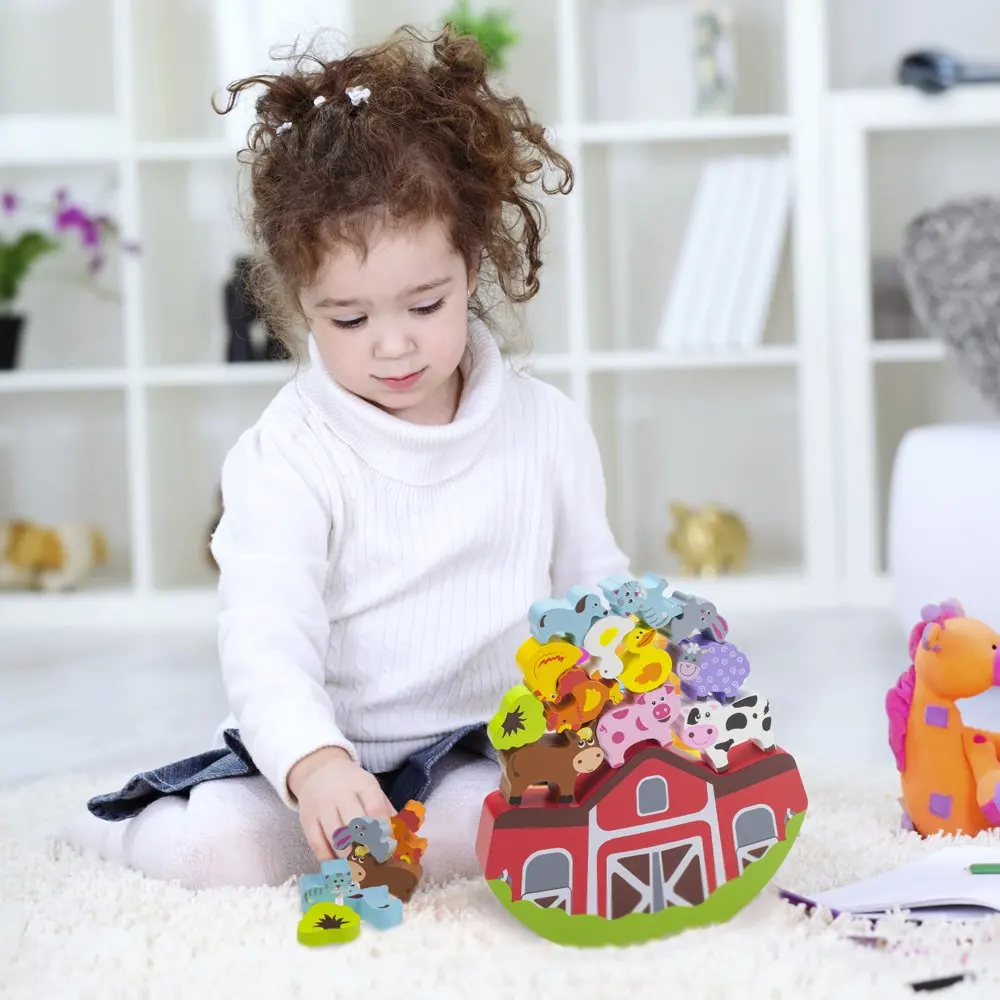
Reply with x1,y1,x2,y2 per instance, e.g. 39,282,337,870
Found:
297,801,426,946
500,573,774,779
477,572,807,946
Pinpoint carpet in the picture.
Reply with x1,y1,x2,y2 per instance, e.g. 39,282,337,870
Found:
3,761,1000,1000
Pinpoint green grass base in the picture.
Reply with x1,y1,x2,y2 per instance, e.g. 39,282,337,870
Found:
486,809,805,947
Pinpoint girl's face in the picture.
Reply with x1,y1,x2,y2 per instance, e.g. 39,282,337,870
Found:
301,218,475,425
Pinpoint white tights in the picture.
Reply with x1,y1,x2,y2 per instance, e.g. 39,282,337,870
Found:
57,750,499,890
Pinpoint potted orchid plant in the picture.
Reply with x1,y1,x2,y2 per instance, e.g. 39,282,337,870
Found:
0,187,135,370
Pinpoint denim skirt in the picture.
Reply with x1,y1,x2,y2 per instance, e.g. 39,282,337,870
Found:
87,723,493,821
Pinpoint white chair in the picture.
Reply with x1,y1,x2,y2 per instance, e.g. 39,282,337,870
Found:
887,421,1000,630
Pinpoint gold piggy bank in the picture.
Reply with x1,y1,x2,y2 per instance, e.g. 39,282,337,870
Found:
667,502,749,577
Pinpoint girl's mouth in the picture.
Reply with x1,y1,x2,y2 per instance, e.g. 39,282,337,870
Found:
377,368,427,391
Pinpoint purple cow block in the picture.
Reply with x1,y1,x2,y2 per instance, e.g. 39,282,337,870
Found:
595,684,684,768
674,639,751,702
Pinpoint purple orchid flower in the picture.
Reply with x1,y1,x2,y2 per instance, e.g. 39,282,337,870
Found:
55,205,102,249
1,191,17,214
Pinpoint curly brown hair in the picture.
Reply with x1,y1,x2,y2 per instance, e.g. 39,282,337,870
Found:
215,25,573,358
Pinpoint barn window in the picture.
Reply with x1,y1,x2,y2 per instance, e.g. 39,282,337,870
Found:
522,849,573,913
733,806,779,873
636,776,669,816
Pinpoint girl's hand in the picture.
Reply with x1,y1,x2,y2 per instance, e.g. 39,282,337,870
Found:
287,746,395,861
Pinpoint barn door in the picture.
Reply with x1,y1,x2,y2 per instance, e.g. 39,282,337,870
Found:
606,838,707,919
734,806,779,873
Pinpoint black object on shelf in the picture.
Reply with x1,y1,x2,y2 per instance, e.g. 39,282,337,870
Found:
224,256,289,362
898,48,1000,94
0,314,24,370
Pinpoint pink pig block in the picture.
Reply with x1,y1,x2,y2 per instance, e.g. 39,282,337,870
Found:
596,684,684,768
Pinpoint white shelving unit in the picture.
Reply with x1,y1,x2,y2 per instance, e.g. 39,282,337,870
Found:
828,82,1000,607
5,0,992,628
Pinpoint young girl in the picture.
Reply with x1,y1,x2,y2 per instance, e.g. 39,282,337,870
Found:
58,25,629,890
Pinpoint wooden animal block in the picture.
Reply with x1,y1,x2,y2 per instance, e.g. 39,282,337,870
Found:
345,816,396,863
499,728,606,804
674,637,749,700
618,626,675,693
297,902,361,946
391,800,428,864
674,693,775,771
669,591,729,641
348,847,423,903
581,614,635,680
529,586,609,645
515,637,588,703
299,858,358,911
595,684,684,767
355,884,404,930
598,573,683,631
545,668,612,732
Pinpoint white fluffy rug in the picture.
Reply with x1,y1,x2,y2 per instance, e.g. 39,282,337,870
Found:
4,761,1000,999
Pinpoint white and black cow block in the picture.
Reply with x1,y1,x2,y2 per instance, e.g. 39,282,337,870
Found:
675,693,775,772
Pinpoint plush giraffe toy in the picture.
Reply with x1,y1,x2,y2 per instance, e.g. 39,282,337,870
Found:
886,598,1000,836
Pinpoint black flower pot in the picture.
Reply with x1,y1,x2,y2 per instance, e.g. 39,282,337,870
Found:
0,314,23,370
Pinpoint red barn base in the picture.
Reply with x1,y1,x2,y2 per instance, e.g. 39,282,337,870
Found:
476,742,806,919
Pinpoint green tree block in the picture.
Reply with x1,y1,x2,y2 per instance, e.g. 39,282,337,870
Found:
296,903,361,947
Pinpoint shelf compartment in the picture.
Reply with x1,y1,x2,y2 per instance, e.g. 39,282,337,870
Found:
147,384,281,590
582,137,795,352
145,363,295,388
0,164,126,368
579,0,788,123
587,345,798,372
0,1,115,116
0,389,132,589
870,339,945,364
0,368,129,394
873,362,995,573
138,160,249,366
575,116,792,145
130,0,229,142
590,368,804,580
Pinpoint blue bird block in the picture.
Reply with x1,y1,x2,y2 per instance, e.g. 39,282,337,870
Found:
528,585,609,645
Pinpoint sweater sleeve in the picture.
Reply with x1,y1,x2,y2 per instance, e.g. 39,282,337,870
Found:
550,395,632,595
210,419,357,809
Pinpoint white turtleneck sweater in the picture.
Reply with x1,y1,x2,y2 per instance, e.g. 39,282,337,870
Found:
209,320,630,807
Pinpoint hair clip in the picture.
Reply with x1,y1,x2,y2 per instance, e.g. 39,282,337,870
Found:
275,121,292,134
346,85,371,107
313,95,327,107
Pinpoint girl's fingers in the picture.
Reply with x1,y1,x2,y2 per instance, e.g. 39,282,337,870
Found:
359,783,394,819
306,813,335,862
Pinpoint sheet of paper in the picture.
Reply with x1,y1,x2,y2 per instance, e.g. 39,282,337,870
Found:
809,846,1000,915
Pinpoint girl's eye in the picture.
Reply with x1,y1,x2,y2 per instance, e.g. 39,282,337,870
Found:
331,316,366,330
412,298,445,316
